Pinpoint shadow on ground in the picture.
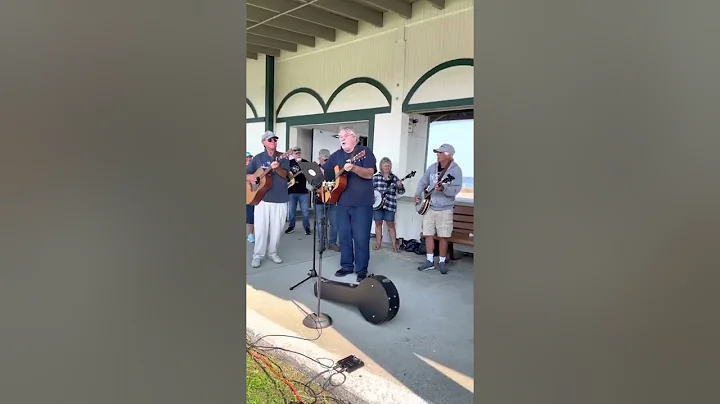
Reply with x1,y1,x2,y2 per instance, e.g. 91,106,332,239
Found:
246,222,474,404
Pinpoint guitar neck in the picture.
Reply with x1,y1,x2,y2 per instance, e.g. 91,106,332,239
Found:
335,159,361,178
424,180,446,198
259,153,288,178
259,167,273,178
333,149,366,180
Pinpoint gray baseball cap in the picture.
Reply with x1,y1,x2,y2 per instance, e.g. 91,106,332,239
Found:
433,143,455,156
261,131,278,141
318,149,330,159
291,146,301,152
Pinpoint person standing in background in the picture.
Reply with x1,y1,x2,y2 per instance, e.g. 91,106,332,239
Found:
314,149,339,251
372,157,405,252
246,152,255,243
285,147,312,235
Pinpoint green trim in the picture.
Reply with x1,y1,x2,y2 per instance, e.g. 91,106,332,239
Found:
280,107,385,151
275,88,325,118
246,99,259,118
405,97,474,113
276,77,392,117
264,55,275,131
276,107,389,125
325,77,392,112
246,117,265,123
367,117,375,151
402,58,474,112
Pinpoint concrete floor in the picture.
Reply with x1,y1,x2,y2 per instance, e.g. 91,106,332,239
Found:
246,224,475,404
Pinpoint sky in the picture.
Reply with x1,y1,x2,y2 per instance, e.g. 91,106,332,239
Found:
425,119,474,180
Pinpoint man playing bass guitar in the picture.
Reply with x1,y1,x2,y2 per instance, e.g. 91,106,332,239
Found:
321,128,377,283
414,144,463,274
246,131,291,268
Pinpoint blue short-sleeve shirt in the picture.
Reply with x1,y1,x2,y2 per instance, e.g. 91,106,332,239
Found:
247,151,290,203
321,146,377,207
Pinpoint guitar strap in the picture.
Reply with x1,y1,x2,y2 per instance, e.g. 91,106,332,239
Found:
436,163,451,186
347,145,360,161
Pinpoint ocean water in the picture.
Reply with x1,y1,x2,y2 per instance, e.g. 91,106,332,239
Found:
462,177,474,189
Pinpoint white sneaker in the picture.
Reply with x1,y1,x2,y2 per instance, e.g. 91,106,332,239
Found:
268,254,283,264
251,258,261,268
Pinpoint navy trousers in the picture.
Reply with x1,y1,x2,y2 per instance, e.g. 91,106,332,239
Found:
335,205,373,275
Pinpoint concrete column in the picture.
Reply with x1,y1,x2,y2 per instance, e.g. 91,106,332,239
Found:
371,27,431,241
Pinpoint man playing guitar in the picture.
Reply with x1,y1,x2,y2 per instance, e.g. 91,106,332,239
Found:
321,128,377,283
246,131,291,268
372,157,405,252
414,144,463,274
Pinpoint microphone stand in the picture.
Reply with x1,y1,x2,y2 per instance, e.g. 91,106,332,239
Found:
289,186,320,290
288,161,332,329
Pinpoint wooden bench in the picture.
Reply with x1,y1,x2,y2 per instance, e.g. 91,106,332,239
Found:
420,204,474,260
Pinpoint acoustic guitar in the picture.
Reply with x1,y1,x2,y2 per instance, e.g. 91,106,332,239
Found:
316,149,367,204
415,174,455,215
372,170,416,211
313,274,400,325
246,150,293,205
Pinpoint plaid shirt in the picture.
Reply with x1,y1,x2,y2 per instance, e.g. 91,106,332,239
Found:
372,172,406,212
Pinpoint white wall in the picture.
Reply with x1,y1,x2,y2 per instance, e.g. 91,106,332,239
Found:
275,123,287,152
246,55,266,118
311,130,339,161
246,122,266,156
273,0,474,117
391,114,429,241
295,129,313,158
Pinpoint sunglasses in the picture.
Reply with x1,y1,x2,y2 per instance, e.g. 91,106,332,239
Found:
265,137,278,143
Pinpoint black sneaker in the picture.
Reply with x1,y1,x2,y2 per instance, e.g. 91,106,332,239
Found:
335,268,354,277
417,260,435,272
304,228,312,235
356,273,367,283
284,227,295,234
438,261,448,274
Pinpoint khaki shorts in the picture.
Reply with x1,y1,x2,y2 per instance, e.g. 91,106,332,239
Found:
422,208,454,238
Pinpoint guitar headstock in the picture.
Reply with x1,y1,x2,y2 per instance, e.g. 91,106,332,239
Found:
277,150,294,160
348,149,366,163
402,171,417,181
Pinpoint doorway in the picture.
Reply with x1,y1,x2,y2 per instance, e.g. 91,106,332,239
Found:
286,120,371,217
287,121,370,163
